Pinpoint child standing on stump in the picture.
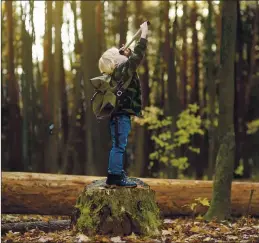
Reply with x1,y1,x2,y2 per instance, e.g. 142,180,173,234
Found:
98,21,149,188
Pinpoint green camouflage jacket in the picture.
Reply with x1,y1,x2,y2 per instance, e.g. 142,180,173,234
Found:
111,38,147,117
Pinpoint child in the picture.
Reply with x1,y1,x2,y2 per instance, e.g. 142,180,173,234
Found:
98,21,149,188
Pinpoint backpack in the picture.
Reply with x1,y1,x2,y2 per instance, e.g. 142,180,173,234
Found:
90,67,132,120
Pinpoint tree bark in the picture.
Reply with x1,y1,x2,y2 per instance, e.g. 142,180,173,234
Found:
132,0,151,178
206,0,217,179
163,0,180,178
1,220,70,235
204,0,237,221
81,1,104,175
71,179,160,236
21,15,33,172
119,0,128,47
43,0,55,173
190,1,203,179
180,2,188,109
234,1,246,179
6,0,23,171
45,1,63,173
2,172,259,217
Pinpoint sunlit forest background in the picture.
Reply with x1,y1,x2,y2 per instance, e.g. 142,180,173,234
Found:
1,0,259,180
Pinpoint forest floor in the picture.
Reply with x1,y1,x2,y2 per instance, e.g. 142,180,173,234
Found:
1,214,259,243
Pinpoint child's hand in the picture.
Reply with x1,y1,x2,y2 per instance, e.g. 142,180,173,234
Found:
140,21,148,39
120,44,131,57
140,22,148,32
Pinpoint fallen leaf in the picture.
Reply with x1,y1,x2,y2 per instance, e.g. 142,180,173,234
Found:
38,236,54,243
218,225,230,233
203,237,213,242
163,219,173,224
76,234,90,242
227,235,238,241
239,226,253,232
110,236,125,243
125,232,137,240
190,226,201,233
162,229,172,236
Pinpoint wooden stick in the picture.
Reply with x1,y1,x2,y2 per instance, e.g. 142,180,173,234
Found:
1,220,70,234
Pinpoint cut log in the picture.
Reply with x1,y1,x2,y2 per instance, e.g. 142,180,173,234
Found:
1,220,70,235
2,172,259,216
71,178,161,236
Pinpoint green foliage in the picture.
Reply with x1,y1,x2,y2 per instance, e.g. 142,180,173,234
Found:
184,197,210,217
234,159,244,176
247,119,259,135
134,104,204,173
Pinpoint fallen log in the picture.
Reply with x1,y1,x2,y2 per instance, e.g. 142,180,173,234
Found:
2,172,259,216
1,220,70,234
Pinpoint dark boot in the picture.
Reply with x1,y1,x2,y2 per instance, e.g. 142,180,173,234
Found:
105,173,137,188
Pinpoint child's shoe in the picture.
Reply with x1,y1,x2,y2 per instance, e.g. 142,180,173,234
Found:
105,173,137,188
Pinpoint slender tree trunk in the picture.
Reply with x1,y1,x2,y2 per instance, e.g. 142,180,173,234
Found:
190,1,199,106
96,1,110,176
206,1,217,180
164,0,180,178
21,15,34,171
43,1,54,172
180,3,188,109
190,1,203,179
81,1,100,175
204,0,237,221
60,51,68,144
149,5,164,176
62,2,85,175
132,0,151,177
119,0,127,47
234,1,246,179
243,2,258,178
6,1,23,171
46,1,63,173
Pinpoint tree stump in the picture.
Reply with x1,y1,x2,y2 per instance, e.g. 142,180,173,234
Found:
71,178,161,236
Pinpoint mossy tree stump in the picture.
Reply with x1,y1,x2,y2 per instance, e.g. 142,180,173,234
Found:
71,178,161,236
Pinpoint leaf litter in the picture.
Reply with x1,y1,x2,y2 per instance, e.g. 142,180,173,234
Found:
1,214,259,243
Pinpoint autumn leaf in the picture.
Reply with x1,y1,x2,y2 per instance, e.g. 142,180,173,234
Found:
162,228,173,236
38,236,54,242
110,236,125,243
76,234,90,242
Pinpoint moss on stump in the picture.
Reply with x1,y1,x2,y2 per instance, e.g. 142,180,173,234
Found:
71,178,161,236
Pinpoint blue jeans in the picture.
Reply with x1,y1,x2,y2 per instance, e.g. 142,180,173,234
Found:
108,115,131,175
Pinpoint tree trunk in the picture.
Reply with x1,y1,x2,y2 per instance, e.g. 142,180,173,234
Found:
119,0,128,47
81,1,101,175
132,0,151,178
190,1,203,179
45,1,63,173
6,0,23,171
234,1,246,179
96,1,110,176
243,2,259,179
206,0,217,180
2,172,259,217
60,47,68,145
71,179,161,236
204,0,237,221
163,0,180,178
180,2,188,109
43,0,54,172
21,16,34,172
